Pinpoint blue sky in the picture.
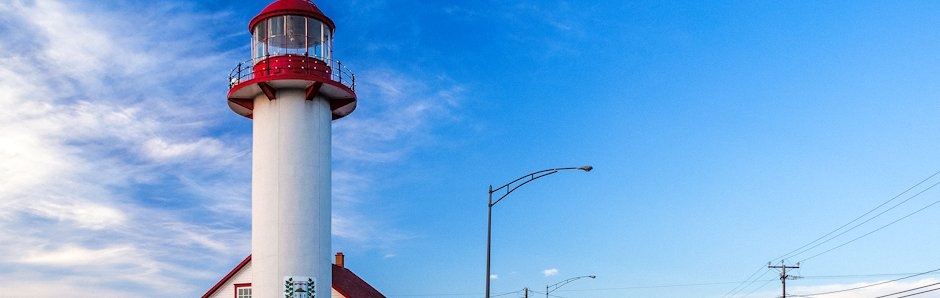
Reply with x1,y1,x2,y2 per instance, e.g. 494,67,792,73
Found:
2,0,940,297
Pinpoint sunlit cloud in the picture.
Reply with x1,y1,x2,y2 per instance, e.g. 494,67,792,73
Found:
0,0,247,296
19,245,136,266
24,201,127,230
543,268,560,277
0,0,464,296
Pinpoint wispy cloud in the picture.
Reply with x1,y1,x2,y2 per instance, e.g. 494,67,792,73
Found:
0,0,247,296
331,66,463,250
333,67,463,163
498,1,589,59
0,0,464,296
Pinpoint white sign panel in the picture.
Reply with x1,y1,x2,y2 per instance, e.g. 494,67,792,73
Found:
284,276,316,298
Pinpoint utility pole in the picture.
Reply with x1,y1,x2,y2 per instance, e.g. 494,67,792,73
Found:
768,261,800,298
523,287,528,298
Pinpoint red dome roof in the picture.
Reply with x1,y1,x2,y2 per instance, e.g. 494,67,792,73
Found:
249,0,335,31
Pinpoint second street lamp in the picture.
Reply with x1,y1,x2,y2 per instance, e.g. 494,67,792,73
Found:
546,275,596,298
484,166,593,298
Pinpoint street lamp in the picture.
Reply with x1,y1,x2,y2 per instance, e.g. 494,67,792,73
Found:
485,166,593,298
546,275,596,298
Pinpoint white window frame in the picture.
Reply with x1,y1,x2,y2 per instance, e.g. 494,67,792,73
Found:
235,283,251,298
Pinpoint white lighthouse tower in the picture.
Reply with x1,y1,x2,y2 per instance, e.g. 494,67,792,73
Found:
226,0,356,297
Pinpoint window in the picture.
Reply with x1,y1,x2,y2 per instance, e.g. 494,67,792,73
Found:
252,19,267,61
237,288,251,298
322,28,331,60
251,15,333,60
307,18,323,58
286,15,306,49
268,16,286,55
235,284,251,298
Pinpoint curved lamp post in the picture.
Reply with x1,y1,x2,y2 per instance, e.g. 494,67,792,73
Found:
546,275,596,298
485,166,593,298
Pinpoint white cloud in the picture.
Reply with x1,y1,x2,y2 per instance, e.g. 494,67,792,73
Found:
19,244,135,266
332,210,416,249
0,281,147,298
0,0,248,296
543,268,560,277
0,0,464,296
140,137,231,162
333,67,463,163
490,274,499,280
25,201,127,230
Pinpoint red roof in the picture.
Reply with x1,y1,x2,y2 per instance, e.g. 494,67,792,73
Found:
202,255,385,298
249,0,336,31
333,264,386,298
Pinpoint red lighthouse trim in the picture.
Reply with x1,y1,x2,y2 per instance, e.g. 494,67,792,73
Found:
249,0,335,31
227,0,356,120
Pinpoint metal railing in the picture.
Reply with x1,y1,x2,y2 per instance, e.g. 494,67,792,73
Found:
228,54,355,91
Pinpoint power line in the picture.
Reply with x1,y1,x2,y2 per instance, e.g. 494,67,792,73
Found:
739,276,777,298
720,170,940,298
786,173,940,262
892,286,940,298
435,278,783,297
388,269,940,298
734,270,775,298
799,195,940,263
492,289,524,297
521,288,561,298
789,267,940,297
388,289,520,297
724,265,771,298
874,282,940,298
773,169,940,262
801,273,926,280
565,279,775,292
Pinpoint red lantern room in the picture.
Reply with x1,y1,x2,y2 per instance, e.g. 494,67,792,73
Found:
227,0,357,120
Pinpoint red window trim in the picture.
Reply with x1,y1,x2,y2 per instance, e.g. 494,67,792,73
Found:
234,283,252,298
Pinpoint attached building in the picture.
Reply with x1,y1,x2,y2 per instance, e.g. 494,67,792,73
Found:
203,253,385,298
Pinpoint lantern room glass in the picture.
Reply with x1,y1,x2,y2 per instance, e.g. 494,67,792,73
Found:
251,15,332,62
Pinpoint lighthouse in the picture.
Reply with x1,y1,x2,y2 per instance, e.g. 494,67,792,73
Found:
226,0,356,297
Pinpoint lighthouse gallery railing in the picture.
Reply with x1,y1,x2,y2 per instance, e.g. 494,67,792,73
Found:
228,54,355,91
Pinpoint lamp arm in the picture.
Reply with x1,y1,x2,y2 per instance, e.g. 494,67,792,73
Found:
491,170,558,206
490,166,587,207
547,275,596,294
